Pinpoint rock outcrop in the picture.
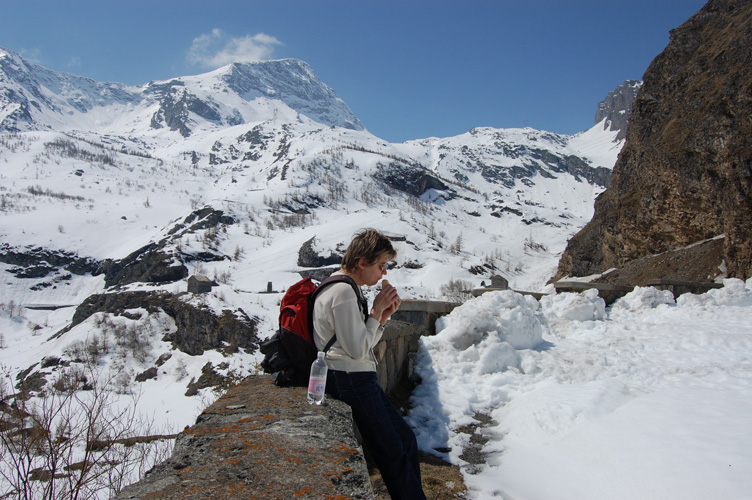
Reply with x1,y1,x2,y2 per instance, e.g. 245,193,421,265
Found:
297,236,343,268
556,0,752,283
64,290,259,356
594,80,642,141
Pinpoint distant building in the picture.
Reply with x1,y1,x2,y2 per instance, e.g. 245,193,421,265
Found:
490,275,508,290
187,275,216,293
472,274,510,298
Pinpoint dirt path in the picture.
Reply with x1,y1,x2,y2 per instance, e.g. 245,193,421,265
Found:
368,380,470,499
369,451,468,499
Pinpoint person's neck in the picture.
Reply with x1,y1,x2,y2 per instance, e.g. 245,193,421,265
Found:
339,268,365,287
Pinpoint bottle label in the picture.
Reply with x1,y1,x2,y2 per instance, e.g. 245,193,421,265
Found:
308,376,326,394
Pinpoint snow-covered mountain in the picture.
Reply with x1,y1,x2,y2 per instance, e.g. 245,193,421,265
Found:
0,48,361,136
0,46,625,494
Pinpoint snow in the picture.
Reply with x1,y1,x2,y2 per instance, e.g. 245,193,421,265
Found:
567,117,624,168
408,279,752,500
3,51,748,499
2,120,750,496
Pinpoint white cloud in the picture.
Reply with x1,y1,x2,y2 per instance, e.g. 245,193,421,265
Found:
18,48,42,64
187,29,283,68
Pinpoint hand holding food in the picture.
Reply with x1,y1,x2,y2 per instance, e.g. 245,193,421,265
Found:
373,279,400,324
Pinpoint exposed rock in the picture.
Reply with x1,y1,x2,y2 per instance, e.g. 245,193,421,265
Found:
149,83,223,137
135,367,158,383
0,244,100,278
594,80,642,140
221,59,364,131
16,370,47,393
100,207,233,288
297,236,342,268
99,245,188,288
63,290,259,356
166,206,235,237
374,161,457,199
155,353,172,366
595,237,726,286
184,362,224,396
556,0,752,283
298,267,339,282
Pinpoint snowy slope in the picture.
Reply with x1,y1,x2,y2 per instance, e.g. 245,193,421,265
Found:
0,47,638,498
0,47,624,390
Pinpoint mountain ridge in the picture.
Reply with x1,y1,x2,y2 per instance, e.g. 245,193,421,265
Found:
0,48,361,136
594,79,642,141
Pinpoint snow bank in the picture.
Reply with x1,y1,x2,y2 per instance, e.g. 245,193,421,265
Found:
677,278,752,308
409,290,547,453
608,285,675,319
409,281,752,500
433,290,547,352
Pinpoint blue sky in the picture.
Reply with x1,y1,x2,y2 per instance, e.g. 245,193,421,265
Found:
1,0,707,142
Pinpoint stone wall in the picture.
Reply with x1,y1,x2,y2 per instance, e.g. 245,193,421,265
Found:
116,376,373,500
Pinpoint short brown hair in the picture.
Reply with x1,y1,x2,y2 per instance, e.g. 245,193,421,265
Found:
341,229,396,272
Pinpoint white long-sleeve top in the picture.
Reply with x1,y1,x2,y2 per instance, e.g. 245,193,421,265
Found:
312,271,384,372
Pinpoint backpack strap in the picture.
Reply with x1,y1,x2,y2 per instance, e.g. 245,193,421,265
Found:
310,274,369,353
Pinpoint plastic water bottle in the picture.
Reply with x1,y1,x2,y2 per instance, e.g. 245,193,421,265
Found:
307,351,328,405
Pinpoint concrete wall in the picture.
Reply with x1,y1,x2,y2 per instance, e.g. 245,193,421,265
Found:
376,299,459,394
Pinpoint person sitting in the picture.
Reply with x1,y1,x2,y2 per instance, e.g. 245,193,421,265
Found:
313,229,426,500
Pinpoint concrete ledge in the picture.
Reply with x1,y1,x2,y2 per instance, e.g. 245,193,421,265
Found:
471,288,546,300
391,300,460,339
376,320,417,394
116,375,373,500
554,281,634,304
397,299,460,314
645,279,723,297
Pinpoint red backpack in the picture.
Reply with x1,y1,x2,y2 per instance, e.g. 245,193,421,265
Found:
260,274,367,386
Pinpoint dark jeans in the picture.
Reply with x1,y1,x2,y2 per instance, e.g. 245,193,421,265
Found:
327,370,426,500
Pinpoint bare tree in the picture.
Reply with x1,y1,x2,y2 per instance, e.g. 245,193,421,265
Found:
0,365,174,499
439,279,474,303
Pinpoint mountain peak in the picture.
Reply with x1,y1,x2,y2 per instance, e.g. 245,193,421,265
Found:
594,80,642,141
218,58,363,131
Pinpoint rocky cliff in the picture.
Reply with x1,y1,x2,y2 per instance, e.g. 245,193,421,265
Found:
556,0,752,284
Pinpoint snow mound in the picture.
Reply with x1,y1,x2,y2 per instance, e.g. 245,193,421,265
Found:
410,281,752,500
433,290,547,354
409,290,548,454
609,286,676,318
539,288,606,321
677,278,752,308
